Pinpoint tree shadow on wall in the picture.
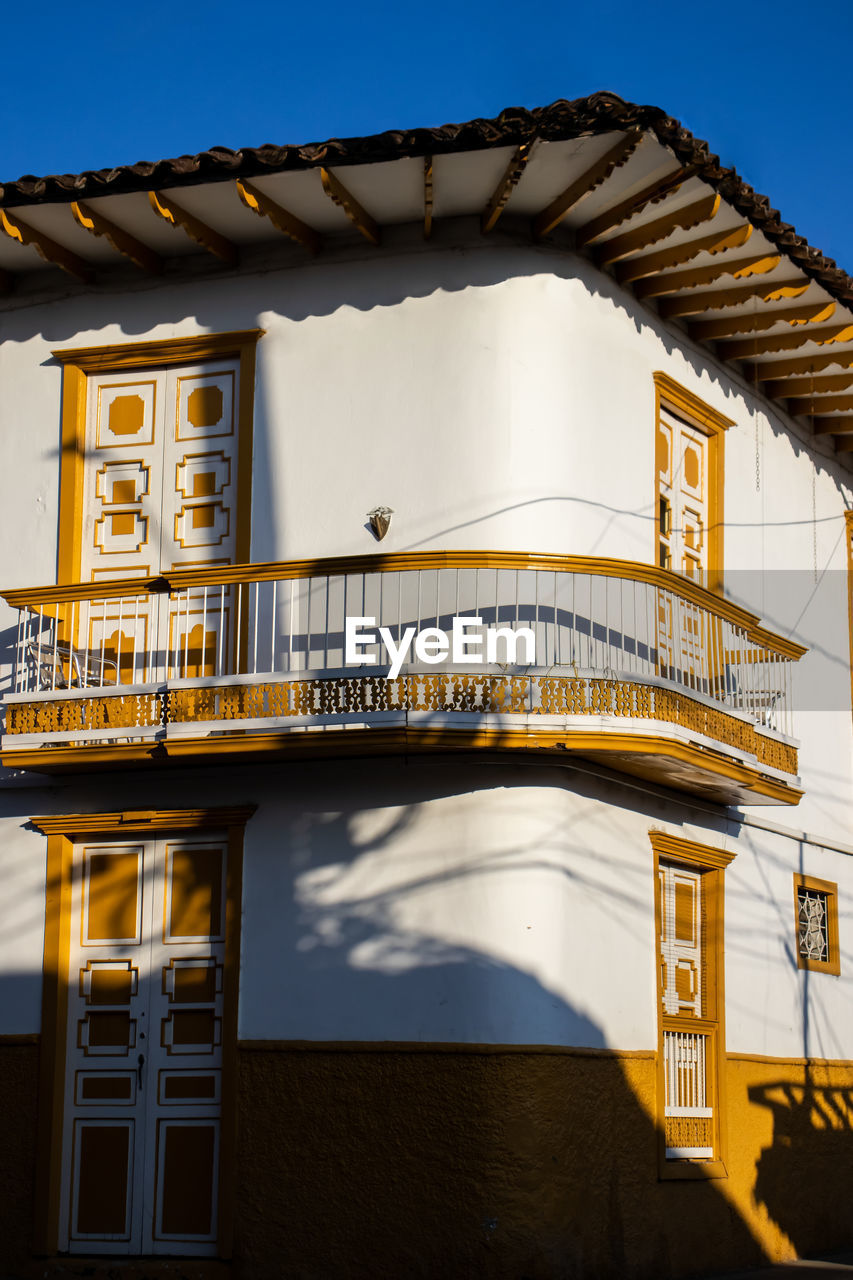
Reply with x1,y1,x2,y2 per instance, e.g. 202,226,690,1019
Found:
234,778,785,1280
749,1072,853,1261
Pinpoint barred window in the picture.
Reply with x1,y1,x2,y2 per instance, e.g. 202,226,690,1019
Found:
794,875,840,976
797,886,828,962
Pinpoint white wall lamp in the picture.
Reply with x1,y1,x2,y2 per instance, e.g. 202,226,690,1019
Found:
367,506,393,541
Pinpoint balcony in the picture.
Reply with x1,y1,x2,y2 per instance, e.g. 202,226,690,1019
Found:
1,552,804,803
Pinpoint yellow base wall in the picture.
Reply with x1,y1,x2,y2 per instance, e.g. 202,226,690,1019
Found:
234,1045,853,1280
10,1042,853,1277
0,1040,39,1271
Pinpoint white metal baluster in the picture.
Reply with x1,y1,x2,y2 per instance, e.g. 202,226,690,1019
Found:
96,599,105,689
327,575,333,673
50,605,60,692
34,610,43,695
132,594,140,684
252,581,259,677
235,583,243,675
397,571,402,662
303,576,310,674
116,596,124,686
288,579,294,676
416,569,422,639
218,584,225,678
201,586,208,676
181,590,189,679
265,579,274,675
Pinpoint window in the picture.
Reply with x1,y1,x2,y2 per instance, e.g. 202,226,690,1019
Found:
794,874,840,976
650,831,735,1179
653,373,732,592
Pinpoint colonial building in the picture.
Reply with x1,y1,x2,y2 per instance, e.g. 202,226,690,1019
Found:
1,92,852,1278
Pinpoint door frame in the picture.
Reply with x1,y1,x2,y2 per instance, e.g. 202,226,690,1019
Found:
31,806,255,1258
52,329,263,586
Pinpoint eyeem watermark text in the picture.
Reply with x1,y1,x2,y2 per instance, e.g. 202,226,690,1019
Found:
345,616,536,679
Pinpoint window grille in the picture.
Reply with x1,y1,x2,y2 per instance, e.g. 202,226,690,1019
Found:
663,1029,713,1159
797,886,829,963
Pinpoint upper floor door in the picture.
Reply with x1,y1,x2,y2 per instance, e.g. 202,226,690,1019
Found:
657,404,709,586
80,359,241,585
76,359,242,680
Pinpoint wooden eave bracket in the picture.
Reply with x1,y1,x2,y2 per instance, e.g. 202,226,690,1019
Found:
718,323,853,362
71,201,164,275
832,429,853,450
750,350,853,382
235,179,321,255
792,394,853,418
481,139,536,234
657,276,808,320
575,165,696,249
764,370,853,400
423,155,433,240
689,301,836,344
0,208,94,283
149,191,238,266
320,168,381,245
595,192,721,268
616,223,753,286
814,415,853,436
532,130,643,239
633,253,781,301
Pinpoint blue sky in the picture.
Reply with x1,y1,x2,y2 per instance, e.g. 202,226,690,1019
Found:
4,0,852,270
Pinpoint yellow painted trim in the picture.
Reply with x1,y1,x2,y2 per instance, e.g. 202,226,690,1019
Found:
652,373,735,433
34,832,73,1253
30,806,256,835
6,728,803,804
32,808,253,1257
52,330,262,585
726,1050,853,1067
654,373,730,594
237,1040,657,1057
648,830,737,870
51,329,265,371
793,872,841,976
4,549,807,660
57,364,87,586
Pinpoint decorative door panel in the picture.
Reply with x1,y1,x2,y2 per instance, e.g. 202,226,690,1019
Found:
657,407,711,687
659,863,703,1019
60,837,226,1256
79,361,240,680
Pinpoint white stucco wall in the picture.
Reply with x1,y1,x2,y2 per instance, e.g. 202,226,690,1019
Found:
2,235,853,1048
2,759,852,1062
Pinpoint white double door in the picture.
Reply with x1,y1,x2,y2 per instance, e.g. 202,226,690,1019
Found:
59,835,227,1255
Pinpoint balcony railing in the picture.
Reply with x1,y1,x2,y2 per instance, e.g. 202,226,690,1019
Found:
1,552,805,790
